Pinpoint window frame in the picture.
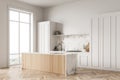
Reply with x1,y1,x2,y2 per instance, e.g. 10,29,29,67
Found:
9,8,33,65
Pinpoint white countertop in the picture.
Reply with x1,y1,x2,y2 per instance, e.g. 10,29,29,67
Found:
49,51,83,54
23,51,84,55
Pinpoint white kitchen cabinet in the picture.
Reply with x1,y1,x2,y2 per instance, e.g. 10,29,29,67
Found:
38,21,56,53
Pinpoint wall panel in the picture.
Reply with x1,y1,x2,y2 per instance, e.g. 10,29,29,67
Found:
116,15,120,69
91,17,99,67
103,16,111,68
79,13,120,71
111,16,116,68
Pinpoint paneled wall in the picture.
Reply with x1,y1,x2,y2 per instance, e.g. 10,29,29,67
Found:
78,12,120,71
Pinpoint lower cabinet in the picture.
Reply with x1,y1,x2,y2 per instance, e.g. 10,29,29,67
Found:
22,54,66,75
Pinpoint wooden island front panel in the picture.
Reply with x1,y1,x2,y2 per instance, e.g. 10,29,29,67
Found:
22,54,66,75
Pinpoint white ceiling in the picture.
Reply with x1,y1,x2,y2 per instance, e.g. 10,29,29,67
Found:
17,0,80,7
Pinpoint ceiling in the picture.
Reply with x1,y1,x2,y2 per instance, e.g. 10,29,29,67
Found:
17,0,80,7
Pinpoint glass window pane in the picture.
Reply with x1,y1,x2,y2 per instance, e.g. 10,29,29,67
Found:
9,54,19,65
9,8,33,66
9,10,19,21
20,23,30,53
20,13,30,23
20,54,22,64
30,14,33,52
9,21,19,54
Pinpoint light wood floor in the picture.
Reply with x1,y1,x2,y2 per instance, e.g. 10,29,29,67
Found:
0,66,120,80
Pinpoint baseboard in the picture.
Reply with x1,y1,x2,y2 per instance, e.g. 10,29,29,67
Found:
78,66,120,72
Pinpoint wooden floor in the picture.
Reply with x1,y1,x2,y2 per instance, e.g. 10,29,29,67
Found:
0,66,120,80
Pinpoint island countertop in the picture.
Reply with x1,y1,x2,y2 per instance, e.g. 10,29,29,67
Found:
23,51,82,55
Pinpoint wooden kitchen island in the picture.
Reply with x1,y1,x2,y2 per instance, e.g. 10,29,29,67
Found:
22,53,77,76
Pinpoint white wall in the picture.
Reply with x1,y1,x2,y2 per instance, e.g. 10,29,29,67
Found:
43,0,120,71
43,0,120,35
0,0,43,68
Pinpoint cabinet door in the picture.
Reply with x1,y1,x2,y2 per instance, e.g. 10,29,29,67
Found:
52,55,65,74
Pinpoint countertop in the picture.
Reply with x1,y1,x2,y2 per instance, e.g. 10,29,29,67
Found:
22,51,84,55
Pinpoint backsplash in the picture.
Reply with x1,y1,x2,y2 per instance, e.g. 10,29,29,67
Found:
63,35,90,52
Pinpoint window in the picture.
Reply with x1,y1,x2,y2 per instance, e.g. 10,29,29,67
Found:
9,8,33,65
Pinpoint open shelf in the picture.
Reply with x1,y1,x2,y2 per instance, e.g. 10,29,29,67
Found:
52,34,89,37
